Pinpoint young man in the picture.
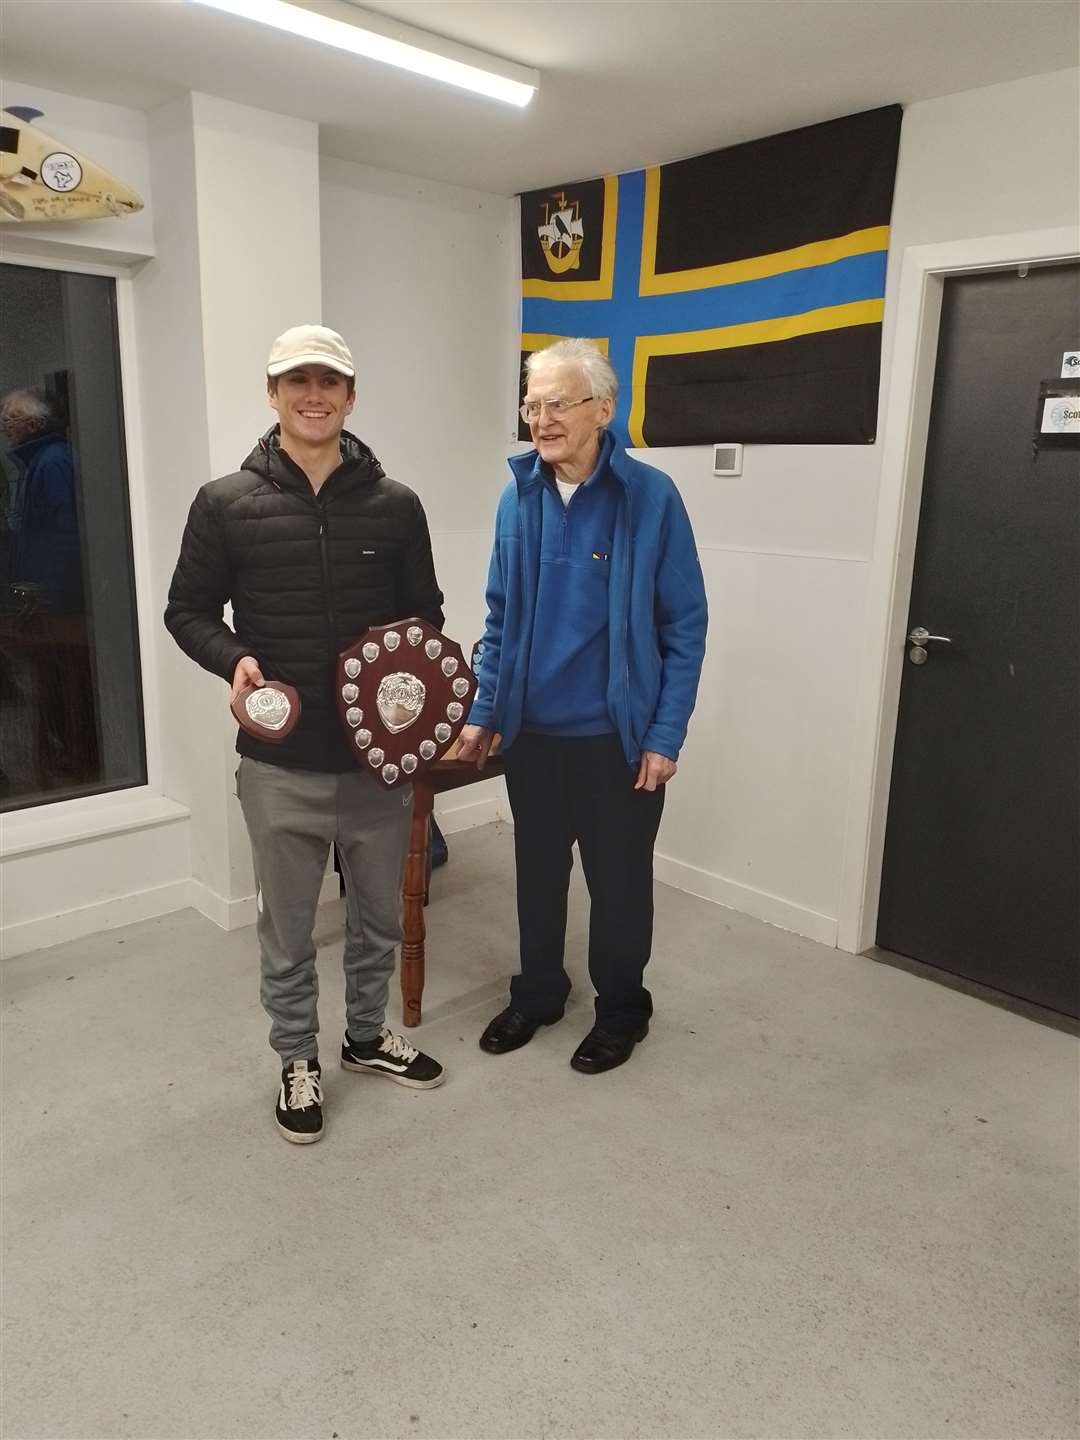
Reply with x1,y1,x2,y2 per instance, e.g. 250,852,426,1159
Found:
165,325,446,1143
458,339,707,1074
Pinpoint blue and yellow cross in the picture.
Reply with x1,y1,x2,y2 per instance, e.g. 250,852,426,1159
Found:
521,169,889,448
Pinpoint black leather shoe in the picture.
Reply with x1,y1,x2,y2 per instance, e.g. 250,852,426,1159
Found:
479,1006,561,1055
570,1023,649,1074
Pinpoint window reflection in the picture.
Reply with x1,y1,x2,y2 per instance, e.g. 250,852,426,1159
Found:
0,263,145,810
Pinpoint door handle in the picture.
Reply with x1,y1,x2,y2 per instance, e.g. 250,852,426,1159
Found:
908,625,952,665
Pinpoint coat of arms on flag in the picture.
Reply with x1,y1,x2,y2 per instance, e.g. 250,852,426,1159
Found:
518,105,902,448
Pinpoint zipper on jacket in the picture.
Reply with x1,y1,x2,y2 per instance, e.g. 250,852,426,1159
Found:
317,503,340,648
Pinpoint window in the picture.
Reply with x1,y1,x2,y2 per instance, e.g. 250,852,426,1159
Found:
0,262,146,811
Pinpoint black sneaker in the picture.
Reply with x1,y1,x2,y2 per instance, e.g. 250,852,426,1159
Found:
340,1026,444,1089
275,1058,323,1144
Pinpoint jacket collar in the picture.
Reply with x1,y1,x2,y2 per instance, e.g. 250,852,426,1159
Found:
242,426,384,493
508,428,628,495
10,430,64,464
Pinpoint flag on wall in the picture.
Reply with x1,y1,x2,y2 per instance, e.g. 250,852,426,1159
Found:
518,105,902,448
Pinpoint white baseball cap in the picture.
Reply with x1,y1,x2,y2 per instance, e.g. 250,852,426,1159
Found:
266,324,355,378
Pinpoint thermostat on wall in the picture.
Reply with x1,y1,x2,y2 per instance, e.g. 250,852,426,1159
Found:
712,443,743,476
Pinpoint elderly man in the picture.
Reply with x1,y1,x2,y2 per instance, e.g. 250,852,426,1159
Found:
165,325,446,1143
458,339,707,1073
1,389,82,612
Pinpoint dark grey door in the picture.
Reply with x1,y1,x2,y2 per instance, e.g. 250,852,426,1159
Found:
877,263,1079,1017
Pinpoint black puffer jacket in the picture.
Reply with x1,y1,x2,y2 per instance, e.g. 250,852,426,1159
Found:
165,428,445,771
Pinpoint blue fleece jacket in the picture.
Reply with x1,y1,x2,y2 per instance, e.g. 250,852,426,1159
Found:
469,438,708,765
522,432,619,735
6,431,83,611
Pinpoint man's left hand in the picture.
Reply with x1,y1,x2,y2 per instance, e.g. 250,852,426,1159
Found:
634,751,677,791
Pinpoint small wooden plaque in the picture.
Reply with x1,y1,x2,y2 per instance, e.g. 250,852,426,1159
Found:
229,681,301,744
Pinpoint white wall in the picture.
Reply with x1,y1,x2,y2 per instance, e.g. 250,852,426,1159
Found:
641,67,1080,945
319,157,519,832
137,92,325,924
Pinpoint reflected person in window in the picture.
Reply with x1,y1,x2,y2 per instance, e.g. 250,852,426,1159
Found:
1,389,82,613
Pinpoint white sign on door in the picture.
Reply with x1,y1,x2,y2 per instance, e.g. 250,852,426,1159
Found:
1041,397,1080,434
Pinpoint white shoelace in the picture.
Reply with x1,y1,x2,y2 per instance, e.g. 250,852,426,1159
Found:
287,1068,322,1111
378,1027,418,1063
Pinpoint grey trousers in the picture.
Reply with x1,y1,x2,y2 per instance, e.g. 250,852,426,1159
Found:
236,758,413,1065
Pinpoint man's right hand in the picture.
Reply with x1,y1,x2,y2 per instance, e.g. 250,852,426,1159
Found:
457,724,494,769
230,655,264,704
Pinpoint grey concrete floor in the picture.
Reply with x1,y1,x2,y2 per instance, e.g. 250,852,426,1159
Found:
2,820,1078,1440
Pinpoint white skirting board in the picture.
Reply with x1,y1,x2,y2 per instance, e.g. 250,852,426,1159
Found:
465,802,839,948
1,878,194,960
434,776,507,836
1,778,510,959
652,851,839,947
1,784,836,958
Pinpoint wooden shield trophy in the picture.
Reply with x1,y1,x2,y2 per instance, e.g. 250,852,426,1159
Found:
230,681,301,744
337,618,476,787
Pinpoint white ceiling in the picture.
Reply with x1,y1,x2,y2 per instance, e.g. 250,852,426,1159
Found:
2,0,1077,195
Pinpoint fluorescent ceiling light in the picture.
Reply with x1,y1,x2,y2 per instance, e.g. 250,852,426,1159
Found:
186,0,539,107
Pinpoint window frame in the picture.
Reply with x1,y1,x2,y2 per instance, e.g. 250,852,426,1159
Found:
0,249,185,858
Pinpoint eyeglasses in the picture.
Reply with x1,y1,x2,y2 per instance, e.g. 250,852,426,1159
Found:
520,395,594,422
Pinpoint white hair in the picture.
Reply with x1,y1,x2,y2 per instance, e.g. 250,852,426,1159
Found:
525,339,619,404
1,388,51,424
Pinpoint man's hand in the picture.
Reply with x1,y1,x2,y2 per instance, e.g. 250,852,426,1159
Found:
634,750,677,791
230,655,264,704
457,724,494,770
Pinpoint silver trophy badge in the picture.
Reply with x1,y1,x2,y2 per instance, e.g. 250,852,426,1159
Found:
376,672,426,734
245,687,291,732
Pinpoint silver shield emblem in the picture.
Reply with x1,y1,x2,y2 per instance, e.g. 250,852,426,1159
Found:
245,687,291,731
419,740,436,760
384,631,401,651
452,677,469,697
355,729,371,748
376,672,426,734
440,657,458,677
401,753,418,774
424,638,442,659
406,626,424,646
362,642,380,662
344,658,361,679
381,763,400,784
341,683,359,704
434,723,451,744
446,702,463,722
368,747,385,767
345,706,362,727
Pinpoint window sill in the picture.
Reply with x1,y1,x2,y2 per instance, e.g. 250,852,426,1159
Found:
0,790,190,860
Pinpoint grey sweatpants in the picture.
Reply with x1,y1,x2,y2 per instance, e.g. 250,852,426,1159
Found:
236,758,414,1065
